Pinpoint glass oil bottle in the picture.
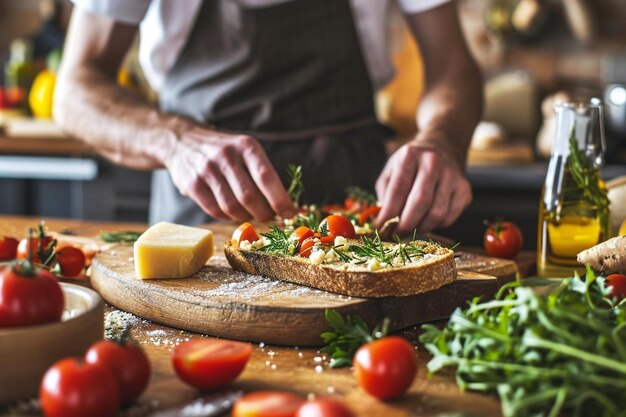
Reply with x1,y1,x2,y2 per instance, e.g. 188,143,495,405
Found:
537,99,610,277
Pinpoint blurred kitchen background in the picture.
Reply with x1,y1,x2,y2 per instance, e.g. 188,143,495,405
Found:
2,0,626,248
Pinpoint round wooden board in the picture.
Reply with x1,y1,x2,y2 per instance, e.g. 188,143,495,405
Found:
91,244,502,346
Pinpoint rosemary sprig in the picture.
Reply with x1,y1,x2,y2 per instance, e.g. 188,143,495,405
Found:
320,309,390,368
287,164,304,207
258,226,293,255
99,231,142,243
567,130,610,238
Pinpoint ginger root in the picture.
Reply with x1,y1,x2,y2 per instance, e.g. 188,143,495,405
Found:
577,236,626,274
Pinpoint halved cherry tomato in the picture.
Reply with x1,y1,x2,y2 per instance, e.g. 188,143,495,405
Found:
0,236,18,261
233,391,305,417
344,197,357,211
319,215,355,239
296,398,355,417
313,233,335,245
85,340,151,407
483,220,523,259
321,204,345,214
357,206,381,226
172,338,252,390
232,223,260,247
55,246,86,277
40,358,120,417
354,336,417,400
292,226,314,246
0,264,64,328
606,274,626,300
299,237,315,258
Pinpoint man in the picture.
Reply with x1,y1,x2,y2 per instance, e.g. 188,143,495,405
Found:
55,0,481,234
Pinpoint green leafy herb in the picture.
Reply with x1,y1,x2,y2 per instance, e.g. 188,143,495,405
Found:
345,186,377,205
321,309,389,368
420,267,626,417
99,231,142,243
567,130,610,238
258,226,293,255
287,164,304,207
345,231,429,267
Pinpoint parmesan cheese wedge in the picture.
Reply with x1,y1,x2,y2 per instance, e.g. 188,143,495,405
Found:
133,222,214,279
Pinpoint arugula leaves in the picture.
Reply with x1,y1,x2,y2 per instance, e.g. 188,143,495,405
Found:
420,267,626,417
321,309,389,368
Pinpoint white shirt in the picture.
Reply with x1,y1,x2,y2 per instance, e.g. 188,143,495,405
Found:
73,0,449,92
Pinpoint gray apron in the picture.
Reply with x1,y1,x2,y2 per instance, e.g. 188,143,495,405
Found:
151,0,391,225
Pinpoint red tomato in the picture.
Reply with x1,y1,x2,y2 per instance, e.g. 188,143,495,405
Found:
40,357,120,417
319,215,355,239
233,391,305,417
299,238,315,258
344,197,357,210
232,223,261,247
357,206,381,226
172,338,252,390
292,226,314,246
55,246,86,277
483,221,523,259
0,264,64,328
0,236,18,261
354,336,417,400
85,340,151,407
606,274,626,300
321,204,345,214
296,398,355,417
17,235,54,264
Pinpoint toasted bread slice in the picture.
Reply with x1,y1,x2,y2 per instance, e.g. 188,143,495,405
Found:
224,240,456,297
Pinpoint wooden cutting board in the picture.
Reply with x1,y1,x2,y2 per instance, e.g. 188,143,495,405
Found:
91,224,517,346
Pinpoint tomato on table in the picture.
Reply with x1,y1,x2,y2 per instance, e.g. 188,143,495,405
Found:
319,215,355,239
321,204,345,214
40,357,120,417
233,391,305,417
0,236,18,261
85,339,151,407
17,234,54,264
296,397,354,417
354,336,417,400
172,338,252,390
292,226,314,246
232,223,260,246
357,206,381,226
483,220,523,259
606,274,626,300
0,263,63,328
55,246,86,277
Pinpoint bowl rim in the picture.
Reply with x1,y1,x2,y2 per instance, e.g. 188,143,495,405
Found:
0,282,103,336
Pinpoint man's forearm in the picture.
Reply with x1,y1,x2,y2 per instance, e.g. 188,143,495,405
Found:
54,66,190,170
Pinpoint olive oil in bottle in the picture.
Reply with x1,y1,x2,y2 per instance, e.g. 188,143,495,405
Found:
537,99,610,277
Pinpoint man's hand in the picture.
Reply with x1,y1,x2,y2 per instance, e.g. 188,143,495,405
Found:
166,129,295,222
375,140,472,234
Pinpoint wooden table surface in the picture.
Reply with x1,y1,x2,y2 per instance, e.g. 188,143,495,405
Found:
0,216,503,417
0,134,94,156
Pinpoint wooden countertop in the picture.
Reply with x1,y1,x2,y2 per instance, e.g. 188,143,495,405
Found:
0,134,94,156
0,216,503,417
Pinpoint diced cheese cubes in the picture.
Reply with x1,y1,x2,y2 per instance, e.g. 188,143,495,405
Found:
133,222,214,279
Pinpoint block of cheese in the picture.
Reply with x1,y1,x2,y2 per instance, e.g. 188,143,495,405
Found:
134,222,214,279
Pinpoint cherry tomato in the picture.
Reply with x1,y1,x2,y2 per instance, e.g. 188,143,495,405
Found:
319,215,355,239
354,336,417,400
172,338,252,390
321,204,345,214
357,206,381,226
606,274,626,300
344,197,357,211
483,221,523,259
17,235,54,264
85,340,151,407
232,223,261,247
55,246,86,277
296,398,355,417
0,264,63,328
299,238,315,258
233,391,305,417
0,236,18,261
40,357,120,417
292,226,314,246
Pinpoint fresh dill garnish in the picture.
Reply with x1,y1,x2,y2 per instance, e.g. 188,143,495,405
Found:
258,226,293,255
287,164,304,207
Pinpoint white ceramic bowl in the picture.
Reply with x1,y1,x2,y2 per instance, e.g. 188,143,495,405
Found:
0,283,104,403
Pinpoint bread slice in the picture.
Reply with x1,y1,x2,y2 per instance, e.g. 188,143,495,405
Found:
224,240,456,297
